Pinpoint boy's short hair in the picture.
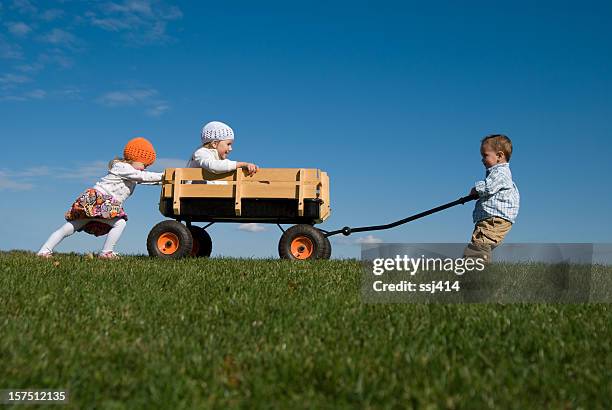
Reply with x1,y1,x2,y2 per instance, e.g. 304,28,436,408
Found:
481,134,513,161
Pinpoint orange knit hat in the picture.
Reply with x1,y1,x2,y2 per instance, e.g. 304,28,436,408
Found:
123,137,156,166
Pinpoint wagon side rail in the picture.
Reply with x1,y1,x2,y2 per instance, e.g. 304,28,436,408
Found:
160,168,331,221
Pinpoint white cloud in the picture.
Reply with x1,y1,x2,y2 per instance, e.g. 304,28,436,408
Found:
105,1,154,16
0,73,33,98
0,175,33,191
0,169,43,191
88,1,183,44
40,9,64,21
88,16,131,32
0,87,81,102
0,94,26,101
0,3,182,110
55,86,81,99
11,0,37,14
39,51,74,69
333,234,383,245
238,223,266,233
146,103,170,117
0,160,187,189
8,162,105,182
14,166,52,177
57,160,187,180
0,167,51,178
6,22,32,37
40,29,80,49
0,160,186,188
15,62,43,73
0,36,23,59
97,88,158,106
55,161,109,181
97,88,169,116
23,89,46,99
149,158,186,172
0,89,48,101
354,235,384,244
0,73,31,85
0,8,76,103
1,160,175,187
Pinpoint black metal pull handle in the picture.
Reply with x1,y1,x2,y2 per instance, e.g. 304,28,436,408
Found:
326,193,479,237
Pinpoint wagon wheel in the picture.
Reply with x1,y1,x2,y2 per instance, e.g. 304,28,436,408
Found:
147,220,193,259
189,226,213,257
321,234,332,259
278,224,330,260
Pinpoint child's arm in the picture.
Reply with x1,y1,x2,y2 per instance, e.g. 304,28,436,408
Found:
192,149,237,174
474,168,513,197
110,163,163,184
192,149,258,175
236,162,258,176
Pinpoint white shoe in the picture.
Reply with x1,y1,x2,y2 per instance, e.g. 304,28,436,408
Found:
37,251,53,258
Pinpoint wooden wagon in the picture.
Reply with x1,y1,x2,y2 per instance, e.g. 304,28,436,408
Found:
147,167,332,260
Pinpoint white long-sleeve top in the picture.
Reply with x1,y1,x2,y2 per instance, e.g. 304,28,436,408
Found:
93,161,163,204
186,147,237,173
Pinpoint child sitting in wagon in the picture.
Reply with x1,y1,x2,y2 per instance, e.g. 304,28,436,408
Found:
186,121,258,176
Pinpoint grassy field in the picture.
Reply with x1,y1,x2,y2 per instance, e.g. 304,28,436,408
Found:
1,251,610,409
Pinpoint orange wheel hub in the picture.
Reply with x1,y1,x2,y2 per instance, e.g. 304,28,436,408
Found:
157,232,179,255
290,236,314,259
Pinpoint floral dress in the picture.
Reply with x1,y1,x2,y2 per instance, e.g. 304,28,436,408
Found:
65,189,128,236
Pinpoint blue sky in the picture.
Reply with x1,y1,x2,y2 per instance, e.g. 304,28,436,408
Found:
1,0,611,258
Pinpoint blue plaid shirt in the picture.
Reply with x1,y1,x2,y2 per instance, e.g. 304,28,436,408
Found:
473,163,520,223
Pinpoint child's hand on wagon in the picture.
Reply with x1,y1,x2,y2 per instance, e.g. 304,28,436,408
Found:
238,162,258,176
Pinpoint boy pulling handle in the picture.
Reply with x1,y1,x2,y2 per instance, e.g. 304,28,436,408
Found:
464,134,520,263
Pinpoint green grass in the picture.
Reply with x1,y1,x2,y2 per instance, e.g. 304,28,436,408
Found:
1,251,610,409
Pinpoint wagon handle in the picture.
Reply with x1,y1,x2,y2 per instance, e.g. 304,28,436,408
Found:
325,193,479,237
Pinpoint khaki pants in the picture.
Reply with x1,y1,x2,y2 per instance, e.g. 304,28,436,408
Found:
463,217,512,263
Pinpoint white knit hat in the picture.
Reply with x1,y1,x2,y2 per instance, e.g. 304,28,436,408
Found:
201,121,234,144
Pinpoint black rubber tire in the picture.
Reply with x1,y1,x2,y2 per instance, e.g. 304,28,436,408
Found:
278,224,328,260
321,234,332,259
147,220,193,259
189,226,213,257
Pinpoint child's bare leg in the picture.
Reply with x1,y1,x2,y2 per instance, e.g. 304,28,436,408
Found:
37,220,88,255
100,218,127,253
